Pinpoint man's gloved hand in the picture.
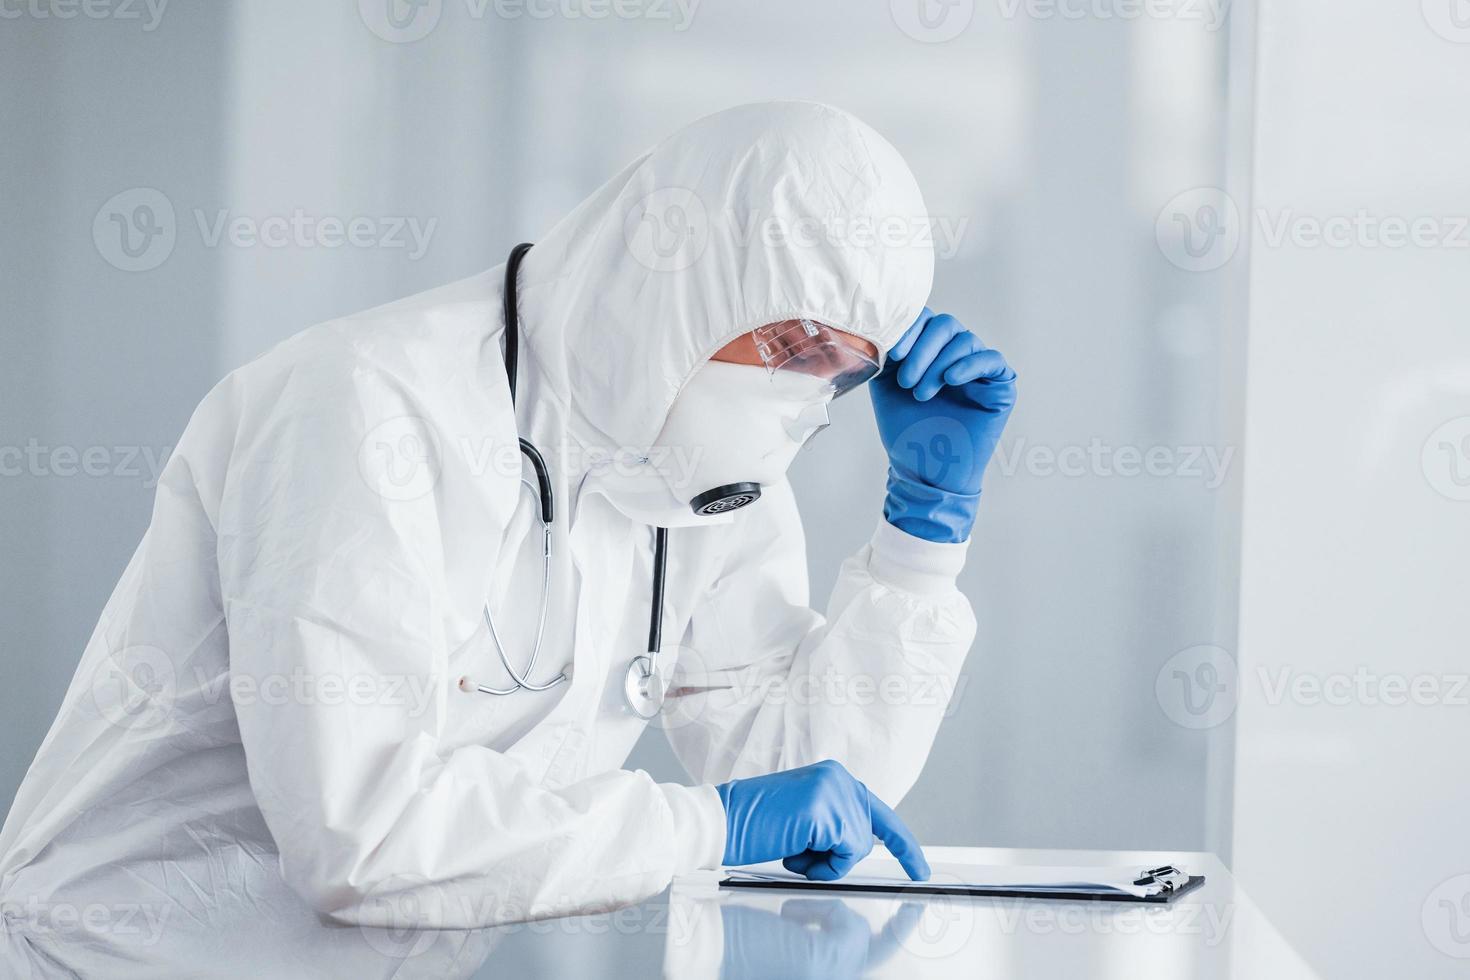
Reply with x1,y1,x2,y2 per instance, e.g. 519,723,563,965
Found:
716,760,930,881
869,308,1017,543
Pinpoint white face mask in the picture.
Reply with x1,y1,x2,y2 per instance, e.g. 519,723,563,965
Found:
590,360,834,526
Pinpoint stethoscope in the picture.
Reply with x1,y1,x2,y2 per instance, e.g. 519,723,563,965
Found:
458,242,745,719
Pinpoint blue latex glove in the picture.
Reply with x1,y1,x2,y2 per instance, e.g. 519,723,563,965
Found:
716,760,930,881
869,308,1017,543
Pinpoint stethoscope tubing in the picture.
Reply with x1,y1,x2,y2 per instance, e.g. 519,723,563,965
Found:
469,243,669,704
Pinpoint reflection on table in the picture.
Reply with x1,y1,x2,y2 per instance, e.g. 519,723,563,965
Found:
0,848,1317,979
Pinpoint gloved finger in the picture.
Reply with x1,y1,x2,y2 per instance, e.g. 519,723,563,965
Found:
942,348,1016,387
913,332,983,402
887,307,933,362
867,792,931,881
782,805,874,881
782,850,824,877
807,847,863,881
896,313,963,390
782,849,853,882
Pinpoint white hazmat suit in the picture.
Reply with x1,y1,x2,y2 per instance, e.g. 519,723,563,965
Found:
0,101,977,968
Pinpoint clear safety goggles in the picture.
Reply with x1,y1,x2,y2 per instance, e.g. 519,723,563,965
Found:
752,318,881,401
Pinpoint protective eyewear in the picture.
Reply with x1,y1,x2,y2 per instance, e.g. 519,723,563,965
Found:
752,318,881,400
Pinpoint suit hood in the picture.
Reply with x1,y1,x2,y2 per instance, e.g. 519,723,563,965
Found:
512,100,935,453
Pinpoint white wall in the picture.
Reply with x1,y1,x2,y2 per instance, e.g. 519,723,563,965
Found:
0,7,233,805
1230,1,1470,976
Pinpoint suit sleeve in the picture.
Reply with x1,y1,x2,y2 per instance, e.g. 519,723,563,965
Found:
662,481,978,804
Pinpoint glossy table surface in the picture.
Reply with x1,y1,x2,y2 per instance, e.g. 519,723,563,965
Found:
472,846,1318,979
2,846,1319,978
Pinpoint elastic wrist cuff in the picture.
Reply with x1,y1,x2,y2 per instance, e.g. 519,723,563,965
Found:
869,519,971,595
658,782,728,872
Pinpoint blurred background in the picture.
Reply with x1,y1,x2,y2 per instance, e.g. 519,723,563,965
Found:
2,1,1466,976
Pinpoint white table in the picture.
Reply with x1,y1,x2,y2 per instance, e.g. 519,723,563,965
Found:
0,846,1318,977
463,846,1318,979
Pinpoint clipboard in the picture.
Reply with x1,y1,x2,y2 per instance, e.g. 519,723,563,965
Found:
719,864,1205,904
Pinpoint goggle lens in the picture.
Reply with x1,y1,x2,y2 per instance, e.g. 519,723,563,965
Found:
752,319,881,399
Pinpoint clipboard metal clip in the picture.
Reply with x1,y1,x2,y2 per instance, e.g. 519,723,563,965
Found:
1133,865,1190,894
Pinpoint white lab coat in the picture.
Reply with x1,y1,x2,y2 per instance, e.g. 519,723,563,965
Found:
0,101,977,969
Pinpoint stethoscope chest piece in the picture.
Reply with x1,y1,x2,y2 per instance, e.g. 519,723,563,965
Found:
623,655,668,719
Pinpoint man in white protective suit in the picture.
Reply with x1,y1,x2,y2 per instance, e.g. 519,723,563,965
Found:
0,101,1016,969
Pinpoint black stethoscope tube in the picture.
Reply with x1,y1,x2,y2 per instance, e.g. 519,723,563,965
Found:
497,242,668,693
647,526,669,655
